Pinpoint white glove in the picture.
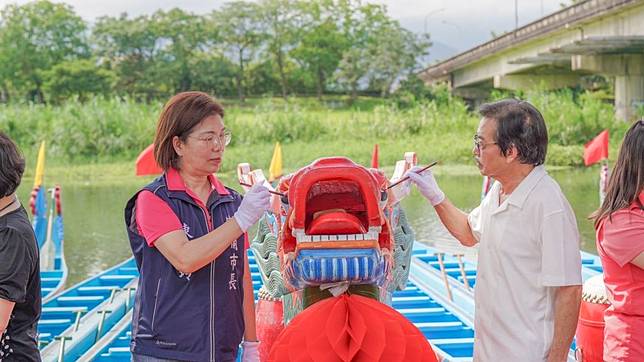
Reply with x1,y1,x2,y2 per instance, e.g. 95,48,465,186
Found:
405,166,445,206
234,184,271,232
241,340,260,362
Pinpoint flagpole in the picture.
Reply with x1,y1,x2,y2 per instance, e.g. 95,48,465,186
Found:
481,176,493,200
583,129,610,207
599,159,609,206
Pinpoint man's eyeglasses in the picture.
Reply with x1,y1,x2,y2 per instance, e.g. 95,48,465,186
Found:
189,129,232,149
473,135,497,153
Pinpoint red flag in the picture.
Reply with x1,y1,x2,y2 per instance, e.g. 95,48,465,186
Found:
371,144,379,169
583,130,609,166
135,143,163,176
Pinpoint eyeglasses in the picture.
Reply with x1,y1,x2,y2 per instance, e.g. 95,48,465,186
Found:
473,135,497,153
189,129,232,149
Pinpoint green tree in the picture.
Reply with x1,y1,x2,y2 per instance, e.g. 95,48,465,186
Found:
190,52,238,97
367,22,430,97
0,0,89,102
334,1,388,103
43,59,115,102
258,0,303,99
291,0,349,100
153,8,212,93
92,14,163,100
214,2,263,101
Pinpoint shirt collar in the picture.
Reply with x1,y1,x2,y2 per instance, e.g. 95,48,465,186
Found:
166,167,230,196
506,165,547,209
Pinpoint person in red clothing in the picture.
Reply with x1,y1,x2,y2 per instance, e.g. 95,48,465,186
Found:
592,119,644,361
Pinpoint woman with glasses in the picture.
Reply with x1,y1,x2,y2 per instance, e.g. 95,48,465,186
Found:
592,119,644,361
124,91,270,362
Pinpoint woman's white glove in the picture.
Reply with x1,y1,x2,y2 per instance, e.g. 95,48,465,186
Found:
234,184,271,232
405,166,445,206
241,340,260,362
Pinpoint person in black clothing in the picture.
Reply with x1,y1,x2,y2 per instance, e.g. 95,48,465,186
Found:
0,132,41,361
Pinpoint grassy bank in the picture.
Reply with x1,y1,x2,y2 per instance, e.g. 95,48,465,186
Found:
2,90,633,170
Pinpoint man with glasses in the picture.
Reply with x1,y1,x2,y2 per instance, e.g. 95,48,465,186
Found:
406,99,582,362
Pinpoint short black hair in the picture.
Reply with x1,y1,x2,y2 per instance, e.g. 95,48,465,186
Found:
0,132,25,197
479,99,548,166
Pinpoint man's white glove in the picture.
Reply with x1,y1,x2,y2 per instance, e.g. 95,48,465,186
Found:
234,184,271,232
405,165,445,206
241,340,260,362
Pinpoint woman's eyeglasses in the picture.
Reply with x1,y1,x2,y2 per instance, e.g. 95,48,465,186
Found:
189,129,232,149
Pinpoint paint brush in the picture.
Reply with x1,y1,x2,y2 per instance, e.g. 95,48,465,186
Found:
386,161,439,190
239,182,286,197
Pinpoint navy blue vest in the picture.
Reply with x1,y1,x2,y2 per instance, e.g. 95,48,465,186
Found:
124,174,245,361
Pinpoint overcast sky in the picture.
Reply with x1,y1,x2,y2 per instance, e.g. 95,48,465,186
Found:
0,0,570,62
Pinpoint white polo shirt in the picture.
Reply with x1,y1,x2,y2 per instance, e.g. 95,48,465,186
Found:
467,165,582,362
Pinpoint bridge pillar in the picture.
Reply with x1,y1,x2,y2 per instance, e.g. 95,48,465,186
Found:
453,87,491,110
493,74,580,91
615,75,644,121
573,54,644,121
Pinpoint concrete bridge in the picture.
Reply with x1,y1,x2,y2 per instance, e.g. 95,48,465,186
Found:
419,0,644,121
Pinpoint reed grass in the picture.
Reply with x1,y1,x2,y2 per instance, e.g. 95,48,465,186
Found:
1,90,631,169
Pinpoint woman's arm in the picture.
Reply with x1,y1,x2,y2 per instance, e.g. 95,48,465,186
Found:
154,218,243,274
0,298,15,334
242,256,258,341
143,184,270,274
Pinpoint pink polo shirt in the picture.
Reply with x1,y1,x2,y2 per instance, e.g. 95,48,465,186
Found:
596,192,644,361
135,168,248,248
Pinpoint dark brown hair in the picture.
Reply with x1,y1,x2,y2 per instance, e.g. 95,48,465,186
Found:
479,99,548,166
154,91,225,170
0,132,26,197
591,119,644,228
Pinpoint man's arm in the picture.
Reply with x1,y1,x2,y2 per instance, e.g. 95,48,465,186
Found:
0,298,15,334
405,169,478,247
547,285,582,362
434,199,478,247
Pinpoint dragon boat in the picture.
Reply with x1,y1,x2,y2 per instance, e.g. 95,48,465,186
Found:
410,238,606,362
38,258,138,361
81,153,477,361
35,186,68,303
75,251,265,361
29,141,68,302
238,155,474,361
76,152,608,361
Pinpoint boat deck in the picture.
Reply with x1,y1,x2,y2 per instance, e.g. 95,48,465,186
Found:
38,259,138,348
86,250,477,361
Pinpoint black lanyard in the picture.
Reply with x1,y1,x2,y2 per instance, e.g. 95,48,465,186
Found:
0,197,16,214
